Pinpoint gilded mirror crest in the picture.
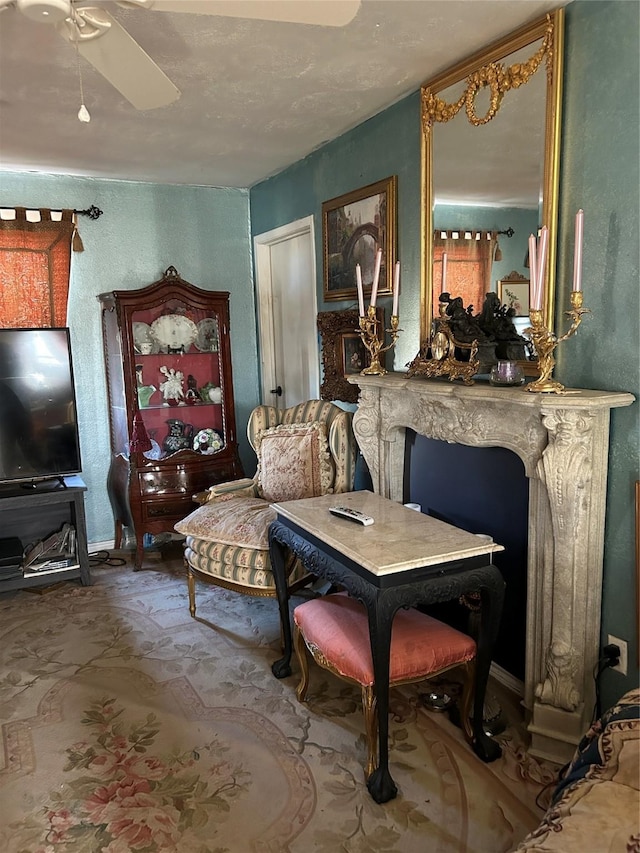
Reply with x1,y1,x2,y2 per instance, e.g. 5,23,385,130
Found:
418,10,564,377
421,20,554,133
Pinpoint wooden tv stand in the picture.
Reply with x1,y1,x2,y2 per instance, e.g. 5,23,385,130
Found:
0,476,91,592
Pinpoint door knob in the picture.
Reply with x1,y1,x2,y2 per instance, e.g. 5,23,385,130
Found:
270,385,283,396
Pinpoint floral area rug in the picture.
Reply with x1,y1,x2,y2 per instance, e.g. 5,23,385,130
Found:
0,546,557,852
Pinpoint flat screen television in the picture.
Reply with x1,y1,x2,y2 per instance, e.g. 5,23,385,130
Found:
0,327,82,486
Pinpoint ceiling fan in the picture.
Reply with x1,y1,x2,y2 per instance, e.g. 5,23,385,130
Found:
0,0,361,110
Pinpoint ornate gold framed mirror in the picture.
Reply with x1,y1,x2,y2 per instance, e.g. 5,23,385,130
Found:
419,10,564,375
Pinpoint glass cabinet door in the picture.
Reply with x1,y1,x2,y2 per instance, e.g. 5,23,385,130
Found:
130,300,226,460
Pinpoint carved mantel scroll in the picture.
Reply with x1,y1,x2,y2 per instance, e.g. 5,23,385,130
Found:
349,373,634,763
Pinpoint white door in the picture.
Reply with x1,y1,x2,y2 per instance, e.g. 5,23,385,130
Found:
254,216,319,410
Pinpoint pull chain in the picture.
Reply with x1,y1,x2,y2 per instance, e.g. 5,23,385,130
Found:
74,26,90,123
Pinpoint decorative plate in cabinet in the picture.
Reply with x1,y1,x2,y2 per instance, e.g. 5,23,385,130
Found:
150,315,198,352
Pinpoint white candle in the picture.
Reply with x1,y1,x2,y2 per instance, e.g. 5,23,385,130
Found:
573,209,584,292
392,261,400,316
370,248,382,308
441,252,448,291
528,233,540,310
536,225,548,306
355,264,365,316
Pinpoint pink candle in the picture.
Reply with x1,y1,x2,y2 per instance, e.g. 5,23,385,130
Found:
370,248,382,308
392,261,400,316
528,234,540,310
536,226,548,306
355,264,365,316
573,209,584,292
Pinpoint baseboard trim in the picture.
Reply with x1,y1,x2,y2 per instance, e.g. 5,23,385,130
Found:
88,540,115,554
490,662,524,697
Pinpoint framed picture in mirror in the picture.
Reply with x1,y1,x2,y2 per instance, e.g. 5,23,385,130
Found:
498,272,530,318
322,177,397,302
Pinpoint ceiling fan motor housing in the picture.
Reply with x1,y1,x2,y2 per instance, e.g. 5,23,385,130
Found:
17,0,71,23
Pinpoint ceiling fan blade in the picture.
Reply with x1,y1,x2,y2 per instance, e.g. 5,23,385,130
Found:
121,0,360,27
58,7,180,109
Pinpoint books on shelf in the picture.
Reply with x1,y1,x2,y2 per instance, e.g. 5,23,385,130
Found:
23,551,78,571
22,523,79,578
23,523,77,575
23,559,79,578
0,524,81,581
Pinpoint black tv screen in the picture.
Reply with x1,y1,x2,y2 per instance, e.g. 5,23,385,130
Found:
0,327,82,485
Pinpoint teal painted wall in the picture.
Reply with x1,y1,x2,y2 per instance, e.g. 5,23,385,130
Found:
557,0,639,704
0,173,260,545
250,92,422,371
249,0,639,705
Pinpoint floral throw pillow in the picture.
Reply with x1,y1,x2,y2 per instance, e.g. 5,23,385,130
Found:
255,422,334,502
174,494,275,548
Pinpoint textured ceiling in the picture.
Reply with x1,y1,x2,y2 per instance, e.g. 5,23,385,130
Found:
0,0,566,189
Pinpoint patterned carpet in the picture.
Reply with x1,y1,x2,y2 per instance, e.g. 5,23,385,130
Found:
0,544,558,852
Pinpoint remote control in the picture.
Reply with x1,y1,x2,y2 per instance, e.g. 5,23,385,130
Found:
329,506,374,526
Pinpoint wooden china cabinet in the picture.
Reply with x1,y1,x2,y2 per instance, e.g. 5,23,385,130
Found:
99,266,243,569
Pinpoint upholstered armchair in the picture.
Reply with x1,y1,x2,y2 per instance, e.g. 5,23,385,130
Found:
175,400,357,617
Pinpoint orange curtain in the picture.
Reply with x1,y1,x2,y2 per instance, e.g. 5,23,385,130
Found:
433,231,497,317
0,208,76,328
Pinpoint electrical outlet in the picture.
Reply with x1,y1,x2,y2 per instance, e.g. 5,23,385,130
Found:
607,634,628,676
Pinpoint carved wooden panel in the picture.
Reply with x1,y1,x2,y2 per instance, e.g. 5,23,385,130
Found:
317,308,383,403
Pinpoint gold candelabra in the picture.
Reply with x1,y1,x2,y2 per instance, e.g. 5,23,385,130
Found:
358,306,400,376
526,291,590,393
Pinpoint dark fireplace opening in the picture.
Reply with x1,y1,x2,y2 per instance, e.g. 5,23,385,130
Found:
404,431,529,682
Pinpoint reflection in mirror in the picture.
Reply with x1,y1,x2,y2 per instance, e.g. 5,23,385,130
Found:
419,11,564,376
496,270,534,357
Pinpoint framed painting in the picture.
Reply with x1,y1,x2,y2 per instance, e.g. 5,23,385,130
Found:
322,176,397,302
341,333,366,376
317,308,384,403
497,271,530,317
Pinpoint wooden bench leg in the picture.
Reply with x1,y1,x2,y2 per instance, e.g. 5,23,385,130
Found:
187,566,197,618
361,684,379,779
293,624,311,702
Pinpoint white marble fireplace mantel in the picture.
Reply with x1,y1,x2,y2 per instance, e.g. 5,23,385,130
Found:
349,373,634,763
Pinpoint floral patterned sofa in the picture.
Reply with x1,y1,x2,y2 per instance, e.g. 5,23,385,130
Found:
175,400,357,617
513,688,639,852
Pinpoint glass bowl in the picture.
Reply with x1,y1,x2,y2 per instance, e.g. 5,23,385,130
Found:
489,362,525,386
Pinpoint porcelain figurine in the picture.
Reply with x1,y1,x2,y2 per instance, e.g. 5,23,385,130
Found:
137,384,157,408
159,366,185,405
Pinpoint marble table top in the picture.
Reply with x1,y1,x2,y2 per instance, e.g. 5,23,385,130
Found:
272,490,504,577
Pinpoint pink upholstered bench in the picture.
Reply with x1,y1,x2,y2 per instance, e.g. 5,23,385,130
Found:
293,592,477,778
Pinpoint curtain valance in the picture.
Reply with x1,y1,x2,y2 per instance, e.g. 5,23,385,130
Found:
0,208,78,328
434,229,498,242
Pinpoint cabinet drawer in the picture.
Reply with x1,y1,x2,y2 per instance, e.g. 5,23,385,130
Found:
142,499,194,521
137,463,236,496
